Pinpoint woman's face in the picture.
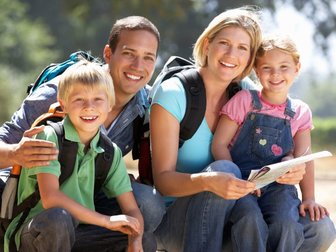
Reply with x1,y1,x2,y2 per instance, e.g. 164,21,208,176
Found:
205,26,251,83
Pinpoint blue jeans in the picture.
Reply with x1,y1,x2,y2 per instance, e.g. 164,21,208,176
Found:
155,160,240,252
230,183,304,252
18,182,165,252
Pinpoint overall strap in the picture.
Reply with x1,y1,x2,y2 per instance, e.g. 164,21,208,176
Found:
249,89,262,110
284,97,296,119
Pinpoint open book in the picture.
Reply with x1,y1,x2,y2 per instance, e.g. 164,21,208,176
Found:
248,151,333,189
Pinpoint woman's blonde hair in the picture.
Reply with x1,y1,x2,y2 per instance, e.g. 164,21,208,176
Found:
57,60,114,106
255,34,300,66
193,6,262,81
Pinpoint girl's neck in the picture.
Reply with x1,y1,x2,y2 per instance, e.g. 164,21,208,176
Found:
260,90,288,105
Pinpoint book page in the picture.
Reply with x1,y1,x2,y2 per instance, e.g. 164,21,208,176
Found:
248,151,333,189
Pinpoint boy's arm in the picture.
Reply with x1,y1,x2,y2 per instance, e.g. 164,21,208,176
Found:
37,173,141,235
212,115,238,161
294,130,329,220
116,191,144,251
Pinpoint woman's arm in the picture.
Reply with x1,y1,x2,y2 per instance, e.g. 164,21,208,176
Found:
37,173,141,235
150,104,255,199
212,115,239,161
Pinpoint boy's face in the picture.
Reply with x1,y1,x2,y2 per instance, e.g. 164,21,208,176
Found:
103,29,158,98
60,83,112,142
255,49,300,97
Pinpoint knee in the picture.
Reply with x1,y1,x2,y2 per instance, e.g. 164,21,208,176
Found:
44,208,76,230
205,160,242,178
131,182,166,232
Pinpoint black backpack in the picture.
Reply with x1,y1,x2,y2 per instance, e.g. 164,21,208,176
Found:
0,107,114,252
133,56,242,185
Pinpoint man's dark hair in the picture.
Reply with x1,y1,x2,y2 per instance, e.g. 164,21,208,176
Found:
108,16,160,53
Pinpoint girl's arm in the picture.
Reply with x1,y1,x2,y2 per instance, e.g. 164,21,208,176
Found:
150,104,255,200
212,115,239,161
292,130,329,221
37,173,141,235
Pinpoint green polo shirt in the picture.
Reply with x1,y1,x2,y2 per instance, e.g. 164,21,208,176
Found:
4,117,132,252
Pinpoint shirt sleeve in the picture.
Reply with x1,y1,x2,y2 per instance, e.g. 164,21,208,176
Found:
0,80,58,144
103,144,132,198
151,77,186,123
25,126,61,178
220,89,253,126
293,100,313,133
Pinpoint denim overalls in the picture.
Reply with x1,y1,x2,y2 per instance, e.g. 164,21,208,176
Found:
229,90,304,252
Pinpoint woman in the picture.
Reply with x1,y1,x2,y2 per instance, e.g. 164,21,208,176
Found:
150,6,335,252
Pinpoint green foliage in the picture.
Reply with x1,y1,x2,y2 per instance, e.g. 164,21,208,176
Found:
305,80,336,118
312,117,336,153
0,0,60,123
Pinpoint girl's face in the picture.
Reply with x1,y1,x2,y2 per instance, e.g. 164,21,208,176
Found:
255,49,300,98
60,83,112,142
204,26,251,83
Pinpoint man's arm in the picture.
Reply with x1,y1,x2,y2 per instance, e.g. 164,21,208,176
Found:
0,126,58,168
0,82,59,168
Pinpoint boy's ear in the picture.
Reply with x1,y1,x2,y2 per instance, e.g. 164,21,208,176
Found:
58,99,67,113
295,62,301,74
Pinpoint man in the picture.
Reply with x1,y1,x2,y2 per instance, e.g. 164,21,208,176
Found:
0,16,165,252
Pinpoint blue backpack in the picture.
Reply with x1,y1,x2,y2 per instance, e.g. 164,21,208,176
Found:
27,51,96,94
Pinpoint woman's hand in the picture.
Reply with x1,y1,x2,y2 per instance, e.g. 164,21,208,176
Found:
205,172,256,200
300,199,329,221
276,163,306,185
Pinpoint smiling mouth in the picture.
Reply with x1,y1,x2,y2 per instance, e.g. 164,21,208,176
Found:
219,61,236,68
125,73,142,80
81,116,98,121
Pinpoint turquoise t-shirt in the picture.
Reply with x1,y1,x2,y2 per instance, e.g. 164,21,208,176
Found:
152,76,214,174
4,117,131,252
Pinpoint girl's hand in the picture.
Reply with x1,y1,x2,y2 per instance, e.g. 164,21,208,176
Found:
105,215,141,236
300,200,329,221
276,163,306,185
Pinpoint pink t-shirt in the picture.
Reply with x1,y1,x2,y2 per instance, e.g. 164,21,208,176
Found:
220,89,313,146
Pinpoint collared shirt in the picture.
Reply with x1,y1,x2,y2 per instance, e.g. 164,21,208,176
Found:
4,116,131,251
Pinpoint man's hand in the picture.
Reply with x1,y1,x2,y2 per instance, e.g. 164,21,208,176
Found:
10,126,58,168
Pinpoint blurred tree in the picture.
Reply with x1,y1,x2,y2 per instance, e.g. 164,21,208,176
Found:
0,0,59,123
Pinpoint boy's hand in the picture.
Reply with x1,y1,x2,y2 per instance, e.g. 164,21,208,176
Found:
300,199,329,221
127,235,143,252
106,215,141,236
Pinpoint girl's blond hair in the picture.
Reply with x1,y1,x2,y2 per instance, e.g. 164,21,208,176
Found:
57,60,114,106
255,34,300,66
193,6,262,82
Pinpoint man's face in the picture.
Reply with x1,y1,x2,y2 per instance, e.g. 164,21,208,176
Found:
104,29,158,98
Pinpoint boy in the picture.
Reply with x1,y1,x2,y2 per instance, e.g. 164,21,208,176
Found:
4,61,144,252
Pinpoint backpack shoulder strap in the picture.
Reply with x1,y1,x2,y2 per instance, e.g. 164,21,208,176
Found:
94,132,115,195
175,68,206,147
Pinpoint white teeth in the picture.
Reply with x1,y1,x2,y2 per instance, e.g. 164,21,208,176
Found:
220,61,235,68
126,73,141,80
81,116,97,120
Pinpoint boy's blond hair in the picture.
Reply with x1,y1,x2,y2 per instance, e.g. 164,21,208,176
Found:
255,34,301,66
193,6,262,82
57,60,114,106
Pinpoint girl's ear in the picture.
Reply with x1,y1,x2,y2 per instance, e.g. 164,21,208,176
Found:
295,62,301,75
